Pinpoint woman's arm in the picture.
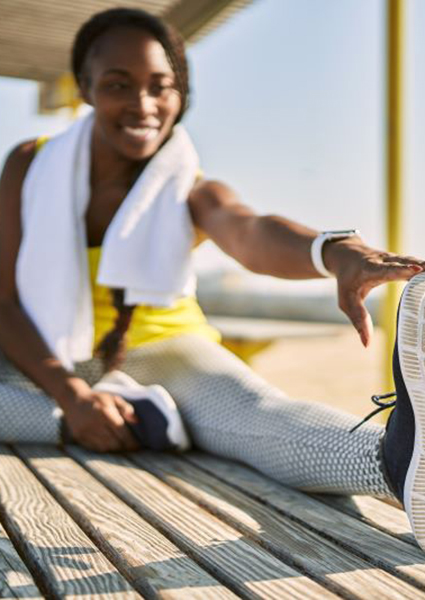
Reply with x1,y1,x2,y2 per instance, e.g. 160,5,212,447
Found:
0,141,76,405
0,143,138,451
189,180,319,278
189,179,425,346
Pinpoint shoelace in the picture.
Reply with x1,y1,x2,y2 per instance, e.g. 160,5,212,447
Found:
349,392,397,433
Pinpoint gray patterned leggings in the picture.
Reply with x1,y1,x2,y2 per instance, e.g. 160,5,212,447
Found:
0,334,393,498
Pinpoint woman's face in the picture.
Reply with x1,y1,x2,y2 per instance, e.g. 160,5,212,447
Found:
81,26,182,161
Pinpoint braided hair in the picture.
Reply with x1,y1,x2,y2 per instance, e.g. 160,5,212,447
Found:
71,8,190,371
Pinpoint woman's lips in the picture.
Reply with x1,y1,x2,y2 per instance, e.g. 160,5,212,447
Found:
122,125,159,142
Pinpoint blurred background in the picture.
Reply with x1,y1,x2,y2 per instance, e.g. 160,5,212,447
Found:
1,0,423,417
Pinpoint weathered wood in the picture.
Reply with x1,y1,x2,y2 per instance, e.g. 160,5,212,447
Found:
314,494,415,545
128,450,424,599
66,445,339,600
184,452,425,588
0,445,140,599
0,521,42,598
14,444,238,600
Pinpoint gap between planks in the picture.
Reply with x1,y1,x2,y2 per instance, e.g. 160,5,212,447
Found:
13,443,237,600
0,445,141,600
180,451,425,591
126,449,425,600
63,444,341,600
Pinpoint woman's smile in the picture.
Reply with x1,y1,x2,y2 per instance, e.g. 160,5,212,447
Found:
120,123,161,144
81,27,182,162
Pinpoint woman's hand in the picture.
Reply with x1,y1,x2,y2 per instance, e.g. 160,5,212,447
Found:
323,236,425,347
61,379,140,452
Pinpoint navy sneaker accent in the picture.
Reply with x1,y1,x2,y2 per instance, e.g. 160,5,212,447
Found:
381,273,425,549
126,398,173,451
382,324,415,503
93,370,191,452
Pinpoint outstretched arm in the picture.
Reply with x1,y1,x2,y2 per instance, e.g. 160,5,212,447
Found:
189,179,425,346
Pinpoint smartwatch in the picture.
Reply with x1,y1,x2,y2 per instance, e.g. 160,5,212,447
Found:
311,229,360,277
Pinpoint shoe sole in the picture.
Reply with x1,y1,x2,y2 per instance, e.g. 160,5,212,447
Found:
398,272,425,549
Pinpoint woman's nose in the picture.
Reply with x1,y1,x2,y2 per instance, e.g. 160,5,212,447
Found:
130,90,157,115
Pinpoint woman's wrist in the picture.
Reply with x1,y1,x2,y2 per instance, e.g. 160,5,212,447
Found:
50,374,93,409
322,235,364,276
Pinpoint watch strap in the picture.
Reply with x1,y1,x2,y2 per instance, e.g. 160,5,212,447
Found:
311,230,360,278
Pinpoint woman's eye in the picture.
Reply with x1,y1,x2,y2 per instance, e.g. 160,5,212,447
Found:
106,82,129,91
151,83,174,97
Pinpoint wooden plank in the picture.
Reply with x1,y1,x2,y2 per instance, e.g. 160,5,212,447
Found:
0,521,42,599
184,452,425,588
66,445,339,600
0,446,140,599
14,444,237,600
128,450,424,600
314,494,415,546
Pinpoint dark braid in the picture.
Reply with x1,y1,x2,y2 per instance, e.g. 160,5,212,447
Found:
72,8,190,371
71,7,190,122
95,290,136,372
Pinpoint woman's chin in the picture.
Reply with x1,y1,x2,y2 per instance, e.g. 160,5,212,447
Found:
113,139,161,162
117,132,167,161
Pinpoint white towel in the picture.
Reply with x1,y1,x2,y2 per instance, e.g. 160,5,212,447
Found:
17,111,199,369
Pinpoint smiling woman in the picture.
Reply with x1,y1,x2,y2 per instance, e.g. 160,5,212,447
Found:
1,6,425,554
75,25,185,161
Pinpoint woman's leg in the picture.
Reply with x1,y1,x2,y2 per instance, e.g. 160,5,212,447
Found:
77,334,394,499
0,352,62,444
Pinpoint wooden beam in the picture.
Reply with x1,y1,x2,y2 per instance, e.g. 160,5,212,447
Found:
165,0,253,41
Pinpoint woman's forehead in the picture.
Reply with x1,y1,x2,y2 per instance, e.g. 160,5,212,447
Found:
89,27,173,75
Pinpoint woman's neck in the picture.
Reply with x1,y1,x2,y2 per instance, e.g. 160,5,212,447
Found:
90,131,148,187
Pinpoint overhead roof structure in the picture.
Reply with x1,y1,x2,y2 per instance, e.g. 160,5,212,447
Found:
0,0,254,83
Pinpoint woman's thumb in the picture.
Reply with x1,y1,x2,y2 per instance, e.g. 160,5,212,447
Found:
114,396,138,424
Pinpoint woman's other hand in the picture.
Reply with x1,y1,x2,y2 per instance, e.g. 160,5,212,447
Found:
323,236,425,347
61,378,140,452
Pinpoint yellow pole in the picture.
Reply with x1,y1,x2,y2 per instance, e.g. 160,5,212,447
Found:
382,0,405,393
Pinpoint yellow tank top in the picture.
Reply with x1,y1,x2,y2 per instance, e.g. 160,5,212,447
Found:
35,136,221,350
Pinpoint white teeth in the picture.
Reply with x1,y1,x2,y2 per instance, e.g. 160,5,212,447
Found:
123,126,159,141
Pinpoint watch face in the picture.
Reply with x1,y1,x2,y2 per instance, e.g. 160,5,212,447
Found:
324,230,358,236
324,230,359,239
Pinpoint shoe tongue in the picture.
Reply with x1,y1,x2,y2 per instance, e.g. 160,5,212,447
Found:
382,334,415,503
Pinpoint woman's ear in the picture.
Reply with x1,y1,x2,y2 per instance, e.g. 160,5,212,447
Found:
78,76,94,106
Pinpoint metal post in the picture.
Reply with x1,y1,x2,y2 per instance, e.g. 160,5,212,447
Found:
381,0,405,393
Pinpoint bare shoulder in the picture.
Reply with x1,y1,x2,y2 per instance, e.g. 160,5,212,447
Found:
0,139,38,187
188,179,241,241
188,178,239,210
0,139,37,215
188,178,256,242
0,139,38,209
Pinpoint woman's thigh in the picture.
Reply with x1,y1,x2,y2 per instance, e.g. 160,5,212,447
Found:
75,334,378,461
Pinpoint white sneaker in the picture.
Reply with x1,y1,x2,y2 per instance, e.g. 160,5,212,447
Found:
94,370,191,451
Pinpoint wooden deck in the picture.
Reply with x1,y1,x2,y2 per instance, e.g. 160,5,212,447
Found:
1,444,425,599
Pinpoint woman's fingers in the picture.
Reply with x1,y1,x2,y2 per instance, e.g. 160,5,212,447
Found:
106,423,139,451
374,262,422,282
107,396,139,450
79,429,122,453
78,398,139,452
114,396,138,424
111,396,140,450
381,253,425,268
339,289,373,347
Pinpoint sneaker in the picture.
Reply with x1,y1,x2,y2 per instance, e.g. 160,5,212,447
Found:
381,272,425,549
93,370,191,452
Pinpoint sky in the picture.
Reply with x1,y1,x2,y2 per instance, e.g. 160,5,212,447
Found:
0,0,424,281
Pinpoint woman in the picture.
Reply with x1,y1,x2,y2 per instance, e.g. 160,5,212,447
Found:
1,7,425,549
